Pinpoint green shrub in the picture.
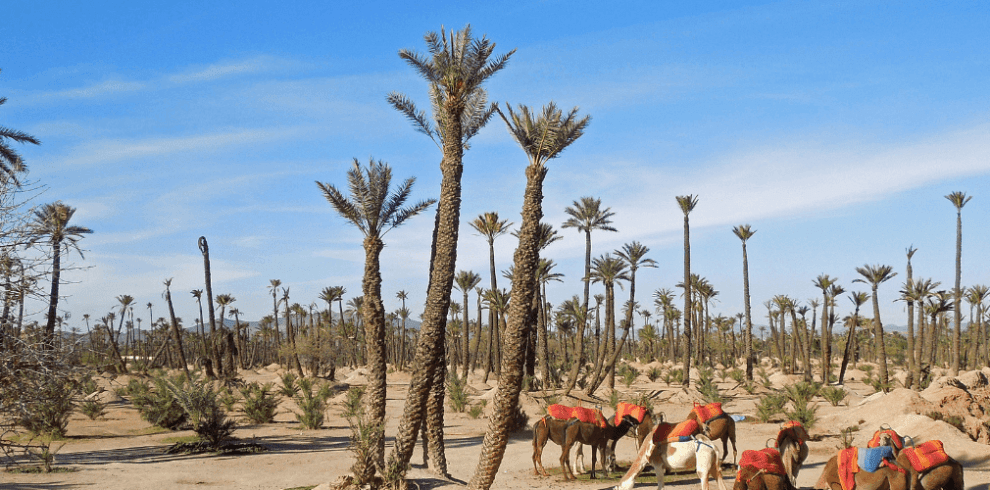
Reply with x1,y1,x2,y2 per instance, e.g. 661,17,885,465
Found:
609,390,620,410
294,378,332,429
130,375,188,430
78,373,99,396
821,386,847,407
728,369,745,384
162,376,236,448
219,388,238,412
646,367,663,382
468,402,485,419
117,378,150,398
341,386,364,418
633,392,654,414
278,372,300,398
348,410,385,486
755,392,788,423
697,368,722,404
785,402,818,428
239,382,281,424
757,368,771,388
622,368,639,388
80,399,108,420
783,381,821,406
18,378,76,437
447,372,470,413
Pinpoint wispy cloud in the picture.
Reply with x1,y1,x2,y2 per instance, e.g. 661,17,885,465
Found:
24,79,146,103
59,127,307,166
167,56,286,84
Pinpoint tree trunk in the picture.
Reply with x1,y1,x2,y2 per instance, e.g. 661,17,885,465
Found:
951,209,963,375
871,287,890,389
165,285,190,379
199,237,222,377
564,230,592,394
681,214,693,386
742,242,754,381
358,236,388,476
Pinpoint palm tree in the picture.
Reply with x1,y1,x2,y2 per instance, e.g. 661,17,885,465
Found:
470,212,513,379
0,69,40,185
386,26,513,481
29,202,92,346
163,278,190,378
586,254,629,394
395,290,408,370
561,196,616,394
902,246,918,387
268,279,283,350
676,195,699,385
190,290,207,357
215,293,236,374
318,158,434,473
837,291,868,384
198,236,222,376
732,225,757,381
616,240,657,356
854,264,897,390
945,191,971,374
454,271,482,379
966,285,989,368
812,274,835,382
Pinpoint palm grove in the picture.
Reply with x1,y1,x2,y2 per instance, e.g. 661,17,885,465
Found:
2,27,987,490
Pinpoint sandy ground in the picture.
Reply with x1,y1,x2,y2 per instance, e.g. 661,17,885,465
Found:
4,363,990,490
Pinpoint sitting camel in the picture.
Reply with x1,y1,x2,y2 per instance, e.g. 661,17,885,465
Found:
687,402,738,467
870,429,964,490
814,446,910,490
612,423,727,490
734,448,795,490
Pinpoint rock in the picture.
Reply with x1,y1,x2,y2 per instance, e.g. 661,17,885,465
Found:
955,370,988,390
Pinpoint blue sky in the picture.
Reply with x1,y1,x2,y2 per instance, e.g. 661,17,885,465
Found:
3,1,989,333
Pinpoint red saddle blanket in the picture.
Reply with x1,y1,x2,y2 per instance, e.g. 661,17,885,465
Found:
665,419,699,442
838,447,859,490
776,420,808,448
547,404,607,428
903,440,950,473
692,402,724,423
615,402,648,425
867,429,904,450
738,448,787,477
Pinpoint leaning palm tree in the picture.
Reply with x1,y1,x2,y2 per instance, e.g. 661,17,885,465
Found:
945,191,971,375
854,264,897,390
30,202,92,346
837,291,868,384
561,196,616,394
318,158,434,477
385,26,513,481
470,102,588,490
676,195,699,385
163,278,190,378
454,271,483,379
0,69,40,185
733,225,757,381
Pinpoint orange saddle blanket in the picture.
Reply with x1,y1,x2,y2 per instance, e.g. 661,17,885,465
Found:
838,447,859,490
663,419,699,442
903,440,950,473
692,402,724,423
615,402,648,425
547,404,607,428
867,429,904,450
738,448,787,477
776,420,808,448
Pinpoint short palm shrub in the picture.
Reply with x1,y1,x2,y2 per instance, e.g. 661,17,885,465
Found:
468,401,486,419
162,376,236,448
447,372,470,413
609,390,621,410
218,388,238,412
646,366,663,382
131,374,187,430
783,381,821,406
341,386,364,418
697,368,723,404
728,369,745,384
294,377,333,429
622,366,639,388
755,392,788,423
278,372,300,398
821,386,848,407
238,382,281,424
18,377,76,438
80,399,108,420
786,402,818,428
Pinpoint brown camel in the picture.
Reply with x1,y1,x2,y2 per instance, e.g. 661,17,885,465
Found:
814,453,910,490
734,464,796,490
873,431,964,490
687,409,738,467
776,421,810,487
532,414,636,479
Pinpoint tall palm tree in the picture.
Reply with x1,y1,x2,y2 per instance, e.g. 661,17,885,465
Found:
945,191,971,374
386,26,513,481
837,291,868,384
470,102,588,489
268,279,283,349
732,225,757,381
854,264,897,389
586,253,629,394
902,246,918,387
318,158,434,474
966,285,989,368
115,295,135,356
454,271,482,379
561,196,616,394
215,293,236,373
0,69,40,185
470,212,513,378
198,236,221,375
616,241,657,358
676,195,699,385
395,290,408,370
30,202,92,346
190,290,207,357
812,274,835,382
163,278,190,378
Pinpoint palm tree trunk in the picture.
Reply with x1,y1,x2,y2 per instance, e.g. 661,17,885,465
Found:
681,215,692,386
871,287,890,388
357,236,388,475
44,244,62,347
165,287,190,379
199,237,222,377
564,230,592,394
952,208,963,375
742,242,754,381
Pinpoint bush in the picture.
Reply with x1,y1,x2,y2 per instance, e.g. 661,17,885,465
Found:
468,401,486,419
447,372,470,413
756,392,788,423
783,381,821,406
609,390,621,411
278,372,300,398
646,367,663,382
697,368,722,404
785,402,818,428
219,388,238,412
162,376,236,448
633,392,654,414
18,376,76,438
342,386,364,418
348,410,385,487
239,382,281,424
294,378,332,429
131,374,187,430
80,399,108,420
622,367,639,388
728,369,745,384
117,378,150,398
821,386,847,407
78,373,99,396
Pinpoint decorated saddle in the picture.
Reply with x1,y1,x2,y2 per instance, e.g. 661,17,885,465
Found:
738,447,787,478
837,447,860,490
666,418,699,442
692,402,725,423
902,440,950,473
615,401,648,425
547,404,608,428
776,420,809,448
867,428,904,450
858,446,898,473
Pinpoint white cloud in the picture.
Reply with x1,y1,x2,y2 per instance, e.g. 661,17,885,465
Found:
25,80,146,102
167,56,285,84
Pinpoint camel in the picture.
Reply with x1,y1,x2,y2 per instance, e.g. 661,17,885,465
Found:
872,430,964,490
687,403,738,467
734,460,796,490
776,421,810,487
814,450,910,490
532,413,637,479
612,423,728,490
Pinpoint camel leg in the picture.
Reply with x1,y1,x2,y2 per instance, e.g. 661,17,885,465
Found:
591,444,598,479
574,443,586,474
614,436,657,490
561,441,575,480
533,427,550,476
